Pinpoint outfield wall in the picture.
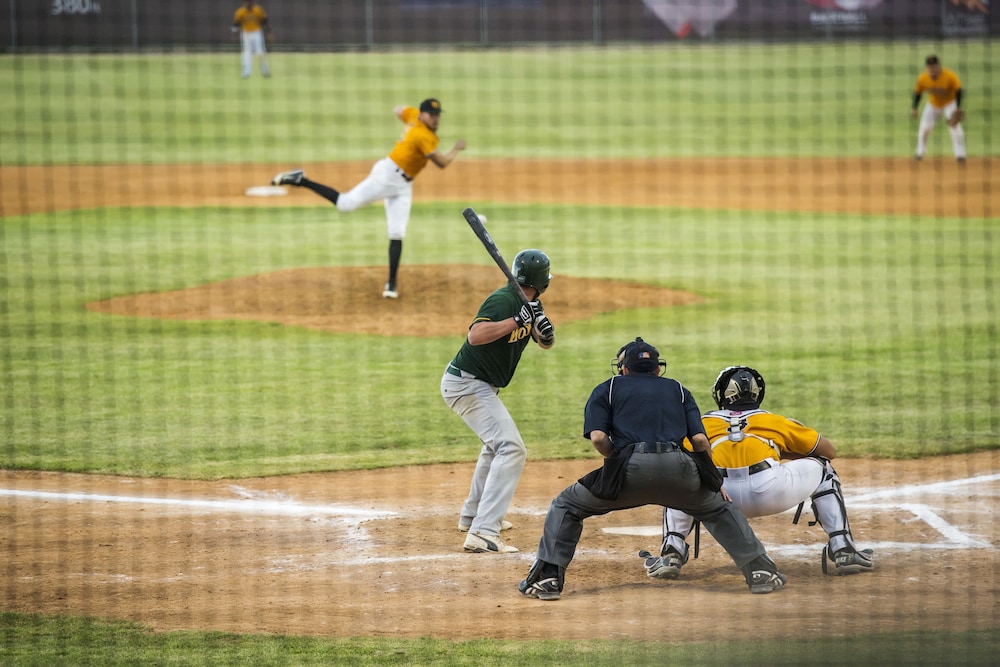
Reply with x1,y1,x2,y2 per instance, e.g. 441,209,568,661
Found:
2,0,995,51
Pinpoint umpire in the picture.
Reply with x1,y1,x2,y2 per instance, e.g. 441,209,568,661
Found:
518,338,787,600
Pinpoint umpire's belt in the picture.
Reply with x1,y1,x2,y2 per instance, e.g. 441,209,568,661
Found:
633,441,683,454
394,167,413,182
718,460,774,477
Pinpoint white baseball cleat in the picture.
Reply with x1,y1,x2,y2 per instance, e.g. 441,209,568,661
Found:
463,531,518,554
382,282,398,299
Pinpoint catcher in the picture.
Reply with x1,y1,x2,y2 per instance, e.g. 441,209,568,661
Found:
643,365,874,579
911,54,966,163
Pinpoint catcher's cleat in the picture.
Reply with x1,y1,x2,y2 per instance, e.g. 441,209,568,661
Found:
272,169,304,186
824,547,874,575
747,570,787,594
382,281,398,299
458,519,513,533
518,577,561,601
641,547,686,579
463,531,518,554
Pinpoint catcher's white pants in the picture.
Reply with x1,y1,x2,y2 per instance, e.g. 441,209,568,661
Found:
664,457,858,555
240,30,270,78
336,158,414,240
441,368,527,537
916,102,966,159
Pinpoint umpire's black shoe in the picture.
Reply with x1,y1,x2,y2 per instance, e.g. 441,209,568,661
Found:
518,577,561,601
747,570,787,594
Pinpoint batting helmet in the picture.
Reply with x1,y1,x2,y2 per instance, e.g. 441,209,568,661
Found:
712,366,766,410
512,249,551,295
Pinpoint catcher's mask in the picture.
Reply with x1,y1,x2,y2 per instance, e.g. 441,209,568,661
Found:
612,337,666,376
712,366,766,410
512,249,552,295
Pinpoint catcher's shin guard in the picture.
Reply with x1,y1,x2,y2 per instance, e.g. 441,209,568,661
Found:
809,460,858,554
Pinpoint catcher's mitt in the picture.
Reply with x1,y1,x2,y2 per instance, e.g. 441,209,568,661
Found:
947,109,964,127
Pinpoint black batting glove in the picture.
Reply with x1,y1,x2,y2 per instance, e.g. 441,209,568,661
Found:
534,314,554,344
512,302,536,328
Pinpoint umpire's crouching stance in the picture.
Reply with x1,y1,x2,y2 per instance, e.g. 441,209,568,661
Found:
518,338,787,600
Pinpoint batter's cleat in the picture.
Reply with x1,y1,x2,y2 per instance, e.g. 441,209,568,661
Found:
272,169,304,186
458,519,513,533
828,547,874,576
747,570,787,594
463,531,518,554
518,577,561,601
382,281,398,299
643,547,686,579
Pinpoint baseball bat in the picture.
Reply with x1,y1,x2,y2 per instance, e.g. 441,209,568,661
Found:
462,207,531,306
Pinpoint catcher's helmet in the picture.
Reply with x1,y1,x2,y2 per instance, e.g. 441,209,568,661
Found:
512,249,551,295
712,366,766,410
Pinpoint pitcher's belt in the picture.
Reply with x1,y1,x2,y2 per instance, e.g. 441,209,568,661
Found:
719,460,773,477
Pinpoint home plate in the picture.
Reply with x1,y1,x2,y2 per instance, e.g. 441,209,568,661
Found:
245,185,288,197
603,526,660,537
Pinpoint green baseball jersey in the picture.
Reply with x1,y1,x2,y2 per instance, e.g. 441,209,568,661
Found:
450,284,537,388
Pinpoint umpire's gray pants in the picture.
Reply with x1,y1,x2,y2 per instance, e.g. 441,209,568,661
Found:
535,450,766,571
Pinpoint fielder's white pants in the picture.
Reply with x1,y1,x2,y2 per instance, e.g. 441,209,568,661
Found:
240,30,270,78
441,369,527,537
666,458,854,553
917,101,966,159
336,158,414,240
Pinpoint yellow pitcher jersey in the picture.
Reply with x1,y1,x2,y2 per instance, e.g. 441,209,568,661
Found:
234,4,267,33
387,107,440,178
688,409,822,468
914,67,962,109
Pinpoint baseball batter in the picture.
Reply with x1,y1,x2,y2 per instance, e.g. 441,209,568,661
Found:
647,366,874,578
232,1,271,79
441,250,554,555
272,99,466,299
911,54,966,162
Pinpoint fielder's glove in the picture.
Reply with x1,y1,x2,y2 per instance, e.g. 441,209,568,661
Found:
947,108,964,127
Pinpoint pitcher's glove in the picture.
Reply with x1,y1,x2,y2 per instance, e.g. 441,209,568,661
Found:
947,108,964,127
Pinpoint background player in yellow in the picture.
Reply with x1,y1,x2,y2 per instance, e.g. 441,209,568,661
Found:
911,54,965,162
232,1,272,79
642,366,874,578
272,99,467,299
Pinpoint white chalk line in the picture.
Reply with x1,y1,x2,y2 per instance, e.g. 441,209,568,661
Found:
2,471,996,571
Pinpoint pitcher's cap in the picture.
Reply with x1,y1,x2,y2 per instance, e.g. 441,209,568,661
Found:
420,98,443,114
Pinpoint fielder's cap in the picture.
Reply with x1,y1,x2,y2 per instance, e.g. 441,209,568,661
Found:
623,341,660,374
419,98,443,114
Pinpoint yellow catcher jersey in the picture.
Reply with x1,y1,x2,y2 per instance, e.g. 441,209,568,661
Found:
914,67,962,109
234,4,267,33
688,409,822,468
388,107,440,178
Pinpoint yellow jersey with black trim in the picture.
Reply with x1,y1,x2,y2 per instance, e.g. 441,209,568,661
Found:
914,68,962,109
388,107,440,178
685,409,822,468
234,4,267,33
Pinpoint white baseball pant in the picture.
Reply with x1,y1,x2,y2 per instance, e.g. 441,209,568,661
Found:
916,101,966,159
335,158,414,240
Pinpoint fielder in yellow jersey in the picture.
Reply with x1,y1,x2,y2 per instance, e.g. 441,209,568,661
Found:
232,1,271,79
645,366,874,578
911,54,966,162
272,99,466,299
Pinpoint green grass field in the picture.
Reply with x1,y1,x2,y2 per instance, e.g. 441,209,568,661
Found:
1,41,998,663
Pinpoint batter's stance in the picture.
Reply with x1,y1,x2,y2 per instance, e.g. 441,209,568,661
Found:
649,366,874,579
441,250,555,554
272,99,466,299
911,54,966,162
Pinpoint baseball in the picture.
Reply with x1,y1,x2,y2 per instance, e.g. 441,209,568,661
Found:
479,214,488,224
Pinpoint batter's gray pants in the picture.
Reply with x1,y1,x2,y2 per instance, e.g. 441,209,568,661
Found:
535,449,767,571
441,370,527,537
